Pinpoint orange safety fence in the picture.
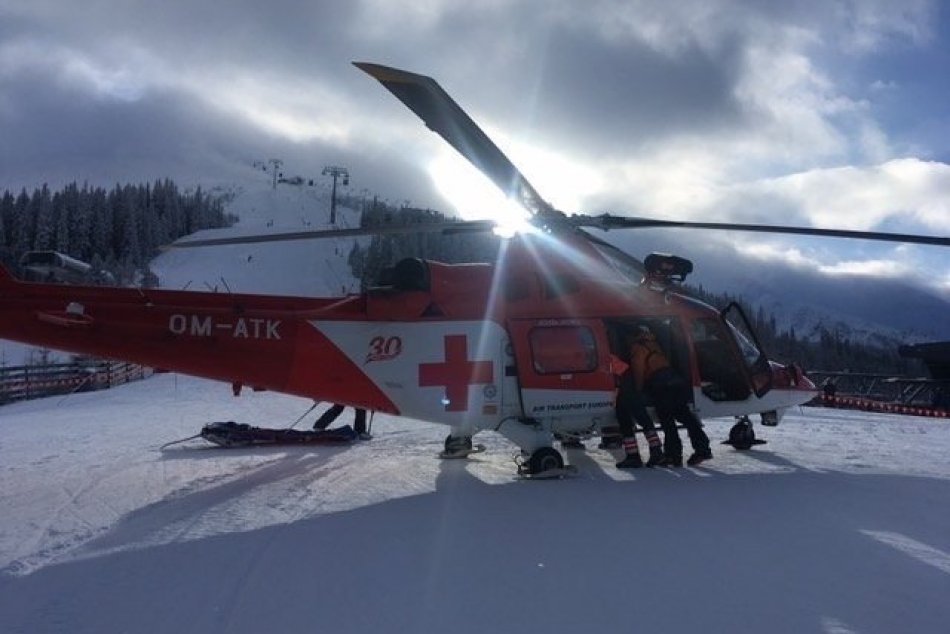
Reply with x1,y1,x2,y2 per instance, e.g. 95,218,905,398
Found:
814,393,949,419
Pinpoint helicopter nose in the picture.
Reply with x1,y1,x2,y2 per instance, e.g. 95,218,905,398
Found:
770,361,816,390
797,372,817,390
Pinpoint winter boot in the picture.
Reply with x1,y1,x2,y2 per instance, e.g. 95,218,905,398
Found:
615,437,643,469
598,435,622,450
664,454,683,468
598,426,622,449
687,449,713,466
616,453,644,469
646,445,667,467
644,432,665,467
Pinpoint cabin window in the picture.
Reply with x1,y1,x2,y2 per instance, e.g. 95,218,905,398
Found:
529,326,598,374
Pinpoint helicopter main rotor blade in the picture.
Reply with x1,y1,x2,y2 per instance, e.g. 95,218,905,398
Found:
577,215,950,247
354,62,555,218
166,219,497,249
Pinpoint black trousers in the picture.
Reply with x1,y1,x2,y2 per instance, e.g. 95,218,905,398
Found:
615,374,659,439
647,369,710,458
314,405,367,434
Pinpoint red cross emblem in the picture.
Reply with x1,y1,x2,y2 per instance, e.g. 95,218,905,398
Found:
418,335,494,412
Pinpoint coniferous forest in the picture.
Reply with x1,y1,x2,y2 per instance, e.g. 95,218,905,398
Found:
0,181,236,285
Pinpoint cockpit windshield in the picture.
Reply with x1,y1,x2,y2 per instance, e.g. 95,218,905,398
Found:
720,302,773,398
726,320,762,367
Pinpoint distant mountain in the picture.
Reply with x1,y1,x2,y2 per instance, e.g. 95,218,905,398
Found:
700,265,950,345
599,228,948,360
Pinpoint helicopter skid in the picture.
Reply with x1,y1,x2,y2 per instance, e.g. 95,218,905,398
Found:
516,465,579,480
438,444,486,459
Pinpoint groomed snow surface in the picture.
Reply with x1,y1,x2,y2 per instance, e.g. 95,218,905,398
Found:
1,374,949,633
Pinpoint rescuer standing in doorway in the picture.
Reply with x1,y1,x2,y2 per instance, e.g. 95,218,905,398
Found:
610,350,666,469
629,326,712,467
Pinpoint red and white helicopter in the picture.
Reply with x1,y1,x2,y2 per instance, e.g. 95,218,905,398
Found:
1,63,947,475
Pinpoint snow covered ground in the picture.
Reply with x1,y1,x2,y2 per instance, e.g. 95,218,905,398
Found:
1,373,949,633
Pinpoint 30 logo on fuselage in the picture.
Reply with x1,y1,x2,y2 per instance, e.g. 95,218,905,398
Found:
365,335,403,364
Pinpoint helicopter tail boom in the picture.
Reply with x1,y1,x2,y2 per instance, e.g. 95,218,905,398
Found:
0,269,397,411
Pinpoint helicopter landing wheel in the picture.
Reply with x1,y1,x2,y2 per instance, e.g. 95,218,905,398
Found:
444,434,472,453
527,446,564,475
440,434,483,459
728,417,756,450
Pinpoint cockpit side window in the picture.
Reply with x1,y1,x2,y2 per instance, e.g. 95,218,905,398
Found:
691,318,752,401
720,302,773,397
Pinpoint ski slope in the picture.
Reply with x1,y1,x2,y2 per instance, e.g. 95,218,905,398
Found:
150,182,363,297
1,373,949,633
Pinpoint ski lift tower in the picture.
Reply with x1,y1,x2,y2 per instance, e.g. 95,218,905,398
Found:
267,159,283,190
322,165,349,225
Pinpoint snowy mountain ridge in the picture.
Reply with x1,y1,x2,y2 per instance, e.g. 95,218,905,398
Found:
741,291,935,348
696,263,949,346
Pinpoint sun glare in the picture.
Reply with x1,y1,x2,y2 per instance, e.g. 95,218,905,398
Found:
427,128,605,236
428,151,534,236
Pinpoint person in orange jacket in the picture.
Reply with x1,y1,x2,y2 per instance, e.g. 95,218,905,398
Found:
609,350,666,469
629,326,712,467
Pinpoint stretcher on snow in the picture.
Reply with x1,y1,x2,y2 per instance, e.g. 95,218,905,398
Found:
198,421,357,447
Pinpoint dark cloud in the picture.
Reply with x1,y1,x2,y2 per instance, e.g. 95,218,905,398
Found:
0,2,920,182
513,24,746,155
0,74,254,189
20,2,361,69
0,68,444,211
719,263,950,340
333,3,749,160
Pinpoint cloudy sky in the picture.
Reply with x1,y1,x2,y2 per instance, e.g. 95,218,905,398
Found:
1,0,948,302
